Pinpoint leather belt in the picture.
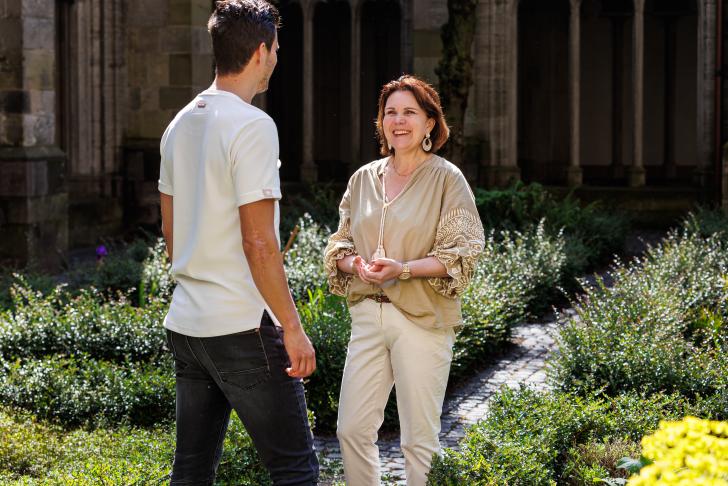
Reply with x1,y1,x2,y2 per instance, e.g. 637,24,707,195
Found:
366,294,391,303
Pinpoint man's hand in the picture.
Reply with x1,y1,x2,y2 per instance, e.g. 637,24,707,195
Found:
283,325,316,378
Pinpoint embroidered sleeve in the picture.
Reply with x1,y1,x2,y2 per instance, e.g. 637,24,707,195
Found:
324,215,356,297
427,207,485,298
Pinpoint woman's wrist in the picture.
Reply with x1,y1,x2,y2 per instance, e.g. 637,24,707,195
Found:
338,254,357,274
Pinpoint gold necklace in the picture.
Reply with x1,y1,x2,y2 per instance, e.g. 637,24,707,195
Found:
390,155,429,177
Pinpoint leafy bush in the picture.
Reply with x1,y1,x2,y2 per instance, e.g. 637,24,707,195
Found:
298,288,352,432
0,277,173,427
474,182,629,277
0,281,167,362
0,354,175,427
453,222,566,380
280,182,341,239
626,416,728,485
681,207,728,241
0,407,268,485
550,230,728,408
427,388,717,486
283,214,329,301
561,439,640,486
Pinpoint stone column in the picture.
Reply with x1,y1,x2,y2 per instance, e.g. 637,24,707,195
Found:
474,0,521,187
567,0,583,186
696,0,716,190
300,2,317,182
629,0,646,187
350,0,361,175
0,0,68,269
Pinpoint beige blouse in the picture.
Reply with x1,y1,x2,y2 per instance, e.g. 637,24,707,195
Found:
323,155,485,329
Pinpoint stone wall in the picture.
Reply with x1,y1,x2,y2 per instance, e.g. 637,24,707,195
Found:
0,0,68,269
123,0,214,228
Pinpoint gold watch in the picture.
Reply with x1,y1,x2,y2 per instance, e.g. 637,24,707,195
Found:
398,262,411,280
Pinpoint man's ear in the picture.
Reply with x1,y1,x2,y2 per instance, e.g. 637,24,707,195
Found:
256,41,269,64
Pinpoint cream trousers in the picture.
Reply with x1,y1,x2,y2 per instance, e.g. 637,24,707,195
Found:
336,299,456,486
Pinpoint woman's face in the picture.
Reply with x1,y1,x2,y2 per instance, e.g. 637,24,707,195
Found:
382,90,435,155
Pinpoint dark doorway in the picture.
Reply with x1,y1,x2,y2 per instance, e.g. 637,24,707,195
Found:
268,0,304,182
314,0,352,182
360,0,402,164
517,0,571,185
580,0,634,185
643,0,698,185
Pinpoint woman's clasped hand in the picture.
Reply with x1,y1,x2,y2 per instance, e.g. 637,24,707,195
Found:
352,255,402,285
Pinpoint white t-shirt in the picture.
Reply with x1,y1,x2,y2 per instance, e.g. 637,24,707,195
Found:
158,88,282,337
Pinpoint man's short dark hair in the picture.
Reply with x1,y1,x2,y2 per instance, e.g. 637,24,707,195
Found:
208,0,280,76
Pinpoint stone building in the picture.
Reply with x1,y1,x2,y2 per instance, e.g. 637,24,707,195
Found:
1,0,726,267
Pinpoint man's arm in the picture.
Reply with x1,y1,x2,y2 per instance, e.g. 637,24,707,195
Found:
239,199,316,378
160,193,174,260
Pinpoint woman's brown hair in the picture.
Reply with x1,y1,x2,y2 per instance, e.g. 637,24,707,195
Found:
375,75,450,156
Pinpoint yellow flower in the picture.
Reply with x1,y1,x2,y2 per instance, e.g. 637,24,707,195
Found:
627,416,728,486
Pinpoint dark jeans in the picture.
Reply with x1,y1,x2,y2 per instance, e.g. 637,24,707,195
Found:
166,313,319,485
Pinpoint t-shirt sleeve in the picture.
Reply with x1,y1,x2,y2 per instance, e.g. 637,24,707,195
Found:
230,117,281,207
158,125,174,196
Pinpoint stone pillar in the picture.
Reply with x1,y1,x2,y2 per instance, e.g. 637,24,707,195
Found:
301,2,317,182
696,0,716,190
60,0,127,246
567,0,583,187
350,0,361,175
0,0,69,269
474,0,521,187
628,0,646,187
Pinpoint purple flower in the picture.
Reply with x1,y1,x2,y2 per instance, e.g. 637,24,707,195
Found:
96,245,108,260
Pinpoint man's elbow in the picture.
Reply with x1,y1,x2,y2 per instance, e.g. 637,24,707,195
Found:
243,233,279,265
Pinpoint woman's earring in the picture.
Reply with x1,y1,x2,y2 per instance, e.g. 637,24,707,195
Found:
422,133,432,152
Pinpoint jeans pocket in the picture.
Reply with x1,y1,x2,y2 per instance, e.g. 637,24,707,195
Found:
202,330,271,391
218,367,271,391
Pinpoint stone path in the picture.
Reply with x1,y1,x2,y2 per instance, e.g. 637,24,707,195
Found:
314,315,567,485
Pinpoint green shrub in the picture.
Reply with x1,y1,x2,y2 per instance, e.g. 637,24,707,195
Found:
283,214,329,301
0,237,173,310
474,182,629,277
280,183,341,239
682,207,728,241
0,281,167,362
298,288,351,432
453,223,566,380
561,439,640,485
0,354,175,427
550,230,728,407
427,388,714,486
0,407,267,485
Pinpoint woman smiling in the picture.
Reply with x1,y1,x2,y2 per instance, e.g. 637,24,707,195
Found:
324,75,485,486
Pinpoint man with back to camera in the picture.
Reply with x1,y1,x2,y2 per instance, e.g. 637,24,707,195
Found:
158,0,319,484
